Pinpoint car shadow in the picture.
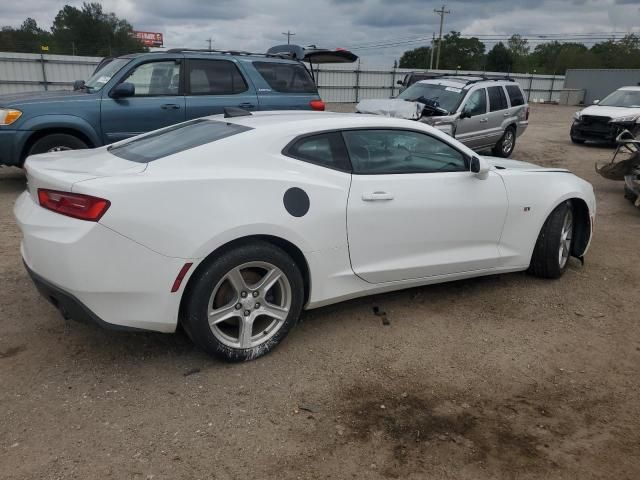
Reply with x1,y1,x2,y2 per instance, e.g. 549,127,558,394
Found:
0,167,26,194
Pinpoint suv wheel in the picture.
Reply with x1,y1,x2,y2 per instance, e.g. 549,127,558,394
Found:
492,126,516,158
27,133,88,157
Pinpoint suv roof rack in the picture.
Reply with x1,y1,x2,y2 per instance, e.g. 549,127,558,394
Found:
165,48,291,59
429,74,516,87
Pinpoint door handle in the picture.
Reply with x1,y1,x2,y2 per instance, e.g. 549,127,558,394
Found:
503,112,510,117
362,191,394,201
239,102,255,109
161,103,181,110
479,118,488,123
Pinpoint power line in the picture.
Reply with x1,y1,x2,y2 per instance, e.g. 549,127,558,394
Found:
348,34,634,51
346,31,635,50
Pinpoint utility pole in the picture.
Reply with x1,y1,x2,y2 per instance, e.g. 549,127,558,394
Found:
207,38,213,51
429,33,435,70
282,30,295,44
434,4,451,70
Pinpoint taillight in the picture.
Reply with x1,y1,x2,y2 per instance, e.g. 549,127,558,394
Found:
37,189,110,221
310,100,325,111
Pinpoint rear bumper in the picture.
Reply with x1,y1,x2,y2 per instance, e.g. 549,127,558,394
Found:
24,261,148,332
15,191,191,332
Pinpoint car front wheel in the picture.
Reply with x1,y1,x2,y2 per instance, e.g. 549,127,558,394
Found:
182,241,304,362
528,202,574,279
27,133,88,156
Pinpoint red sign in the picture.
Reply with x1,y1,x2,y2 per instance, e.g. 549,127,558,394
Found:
133,31,163,47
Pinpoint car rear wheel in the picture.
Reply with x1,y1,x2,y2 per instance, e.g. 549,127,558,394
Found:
182,241,304,362
528,202,574,279
492,126,516,158
27,133,88,158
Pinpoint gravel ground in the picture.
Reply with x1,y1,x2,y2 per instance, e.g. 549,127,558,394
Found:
1,104,639,480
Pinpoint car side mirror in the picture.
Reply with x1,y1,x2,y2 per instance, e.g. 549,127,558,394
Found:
593,99,600,105
396,80,403,85
460,110,471,119
73,80,85,91
471,156,489,179
111,82,135,98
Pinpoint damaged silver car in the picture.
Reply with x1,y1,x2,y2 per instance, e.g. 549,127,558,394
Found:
356,76,529,157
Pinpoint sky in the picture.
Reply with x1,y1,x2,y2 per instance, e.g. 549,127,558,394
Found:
2,0,639,66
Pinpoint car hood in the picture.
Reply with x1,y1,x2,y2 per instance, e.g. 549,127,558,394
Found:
483,156,570,173
578,104,640,119
0,89,94,108
356,98,425,120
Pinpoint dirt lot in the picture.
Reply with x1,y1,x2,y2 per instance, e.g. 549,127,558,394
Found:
1,104,639,480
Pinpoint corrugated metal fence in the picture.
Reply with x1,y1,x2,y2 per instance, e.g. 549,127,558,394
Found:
0,51,568,103
315,65,567,103
0,52,102,94
565,69,640,105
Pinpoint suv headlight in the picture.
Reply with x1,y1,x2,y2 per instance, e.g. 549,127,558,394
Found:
573,111,582,121
611,114,640,124
0,109,22,126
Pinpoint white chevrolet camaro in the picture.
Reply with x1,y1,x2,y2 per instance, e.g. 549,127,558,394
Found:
15,110,596,361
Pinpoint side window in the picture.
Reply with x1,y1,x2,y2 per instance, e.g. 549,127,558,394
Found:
343,129,468,175
188,60,248,95
462,89,487,116
488,86,508,112
253,62,317,93
124,61,181,96
506,85,525,106
285,132,350,171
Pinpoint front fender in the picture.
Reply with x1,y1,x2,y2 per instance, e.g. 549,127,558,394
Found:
18,114,102,149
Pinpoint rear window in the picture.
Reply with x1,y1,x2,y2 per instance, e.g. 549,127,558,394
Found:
488,86,508,112
108,119,252,163
505,85,525,106
253,61,317,93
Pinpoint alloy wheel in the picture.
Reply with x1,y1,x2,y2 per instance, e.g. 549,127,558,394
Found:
558,209,573,269
207,261,292,349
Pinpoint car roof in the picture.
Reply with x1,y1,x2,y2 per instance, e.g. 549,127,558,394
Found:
619,86,640,91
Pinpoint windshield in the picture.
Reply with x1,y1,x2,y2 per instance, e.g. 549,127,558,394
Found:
397,82,464,113
84,58,130,91
599,89,640,108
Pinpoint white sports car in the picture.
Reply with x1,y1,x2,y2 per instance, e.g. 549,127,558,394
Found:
15,109,596,361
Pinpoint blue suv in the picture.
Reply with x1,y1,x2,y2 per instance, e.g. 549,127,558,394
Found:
0,46,356,167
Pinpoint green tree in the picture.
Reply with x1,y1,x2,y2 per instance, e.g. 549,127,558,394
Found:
51,2,147,56
530,41,592,73
486,42,513,72
399,46,432,69
590,34,640,69
438,31,485,70
0,18,51,53
507,34,530,72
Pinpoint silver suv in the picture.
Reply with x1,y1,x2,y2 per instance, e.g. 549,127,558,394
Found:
356,76,529,157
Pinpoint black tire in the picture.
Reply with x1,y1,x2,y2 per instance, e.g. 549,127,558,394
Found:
182,240,304,362
528,202,574,279
571,136,585,144
27,133,88,156
492,126,516,158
